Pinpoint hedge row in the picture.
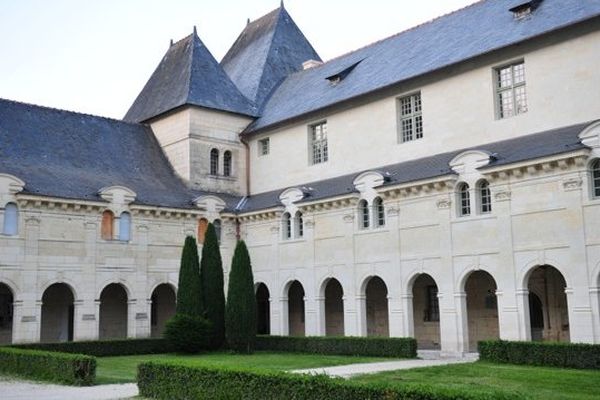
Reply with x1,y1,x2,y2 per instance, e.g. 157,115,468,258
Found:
137,362,524,400
255,335,417,358
10,338,174,357
478,340,600,369
0,347,95,385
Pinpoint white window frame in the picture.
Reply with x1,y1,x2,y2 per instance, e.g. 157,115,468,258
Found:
478,180,492,214
373,197,385,228
358,199,370,229
398,92,423,143
592,159,600,199
118,211,131,242
223,150,232,177
282,212,292,240
2,203,18,236
258,138,270,156
495,61,527,119
210,148,219,176
458,183,471,217
309,121,328,165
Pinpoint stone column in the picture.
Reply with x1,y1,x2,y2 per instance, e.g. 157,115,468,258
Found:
401,294,414,337
386,205,404,337
127,299,137,338
589,287,600,342
303,217,319,336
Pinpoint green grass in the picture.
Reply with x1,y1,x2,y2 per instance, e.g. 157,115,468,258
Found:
96,351,389,384
351,361,600,400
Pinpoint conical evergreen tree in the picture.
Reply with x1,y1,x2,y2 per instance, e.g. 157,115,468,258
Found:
226,240,257,353
200,223,226,348
176,235,203,316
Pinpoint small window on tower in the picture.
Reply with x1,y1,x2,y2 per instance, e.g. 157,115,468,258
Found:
258,138,270,156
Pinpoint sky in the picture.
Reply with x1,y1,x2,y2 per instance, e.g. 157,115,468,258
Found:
0,0,478,119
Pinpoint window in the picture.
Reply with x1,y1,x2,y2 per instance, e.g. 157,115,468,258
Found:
592,160,600,198
223,151,232,177
210,149,219,175
101,210,114,240
425,285,440,322
2,203,18,236
359,199,370,229
309,122,328,165
258,138,270,156
458,183,471,217
213,219,222,244
398,92,423,143
119,212,131,241
479,180,492,214
294,212,303,238
496,61,527,119
373,197,385,227
198,218,208,243
282,213,292,240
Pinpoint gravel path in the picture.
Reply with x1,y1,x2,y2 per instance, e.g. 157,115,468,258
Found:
0,378,138,400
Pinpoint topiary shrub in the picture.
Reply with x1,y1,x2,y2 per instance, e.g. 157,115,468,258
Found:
164,314,212,353
200,223,226,349
176,236,203,316
10,338,174,357
225,240,257,353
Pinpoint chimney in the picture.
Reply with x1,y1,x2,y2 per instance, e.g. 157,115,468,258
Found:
302,59,323,70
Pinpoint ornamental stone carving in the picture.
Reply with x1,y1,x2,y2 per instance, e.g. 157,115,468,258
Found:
436,198,451,209
343,214,355,223
562,178,583,191
494,190,512,202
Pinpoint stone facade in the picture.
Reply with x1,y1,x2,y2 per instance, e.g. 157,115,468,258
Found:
1,3,600,357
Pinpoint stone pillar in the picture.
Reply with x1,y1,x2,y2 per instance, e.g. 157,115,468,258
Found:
127,299,137,338
77,221,99,341
386,204,404,338
279,296,289,336
303,217,318,336
590,287,600,342
515,288,531,340
342,211,360,336
401,294,415,337
269,223,282,335
356,294,367,337
316,295,326,335
455,291,469,353
304,294,318,336
134,224,151,338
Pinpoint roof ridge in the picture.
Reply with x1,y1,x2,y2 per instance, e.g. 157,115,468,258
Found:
0,96,143,127
184,32,198,105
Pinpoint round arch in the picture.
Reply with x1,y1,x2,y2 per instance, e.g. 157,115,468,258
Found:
150,283,176,338
40,283,75,343
362,275,389,337
255,282,271,335
524,264,570,343
0,282,15,344
99,283,129,340
409,273,440,349
321,278,344,336
285,280,305,337
96,280,133,300
463,270,499,351
520,260,571,290
39,279,78,302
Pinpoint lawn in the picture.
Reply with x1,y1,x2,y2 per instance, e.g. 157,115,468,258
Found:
96,351,389,384
351,361,600,400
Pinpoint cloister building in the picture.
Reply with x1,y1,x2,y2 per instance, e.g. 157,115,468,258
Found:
1,0,600,356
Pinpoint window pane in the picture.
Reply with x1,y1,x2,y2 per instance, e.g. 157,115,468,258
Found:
401,97,412,116
119,212,131,241
402,119,413,142
515,86,528,114
310,122,328,165
210,149,219,175
498,90,514,118
480,181,492,214
3,203,18,236
513,63,526,84
459,184,471,216
593,161,600,198
498,66,512,88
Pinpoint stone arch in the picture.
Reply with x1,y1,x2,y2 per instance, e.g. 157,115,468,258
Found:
99,283,129,339
321,278,344,336
462,270,499,351
520,259,571,290
285,280,305,336
409,273,440,349
524,265,570,342
255,282,270,335
41,283,75,343
362,276,389,337
150,283,176,338
0,282,14,344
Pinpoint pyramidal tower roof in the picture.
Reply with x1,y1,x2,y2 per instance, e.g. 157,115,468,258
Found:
221,4,321,110
125,29,257,123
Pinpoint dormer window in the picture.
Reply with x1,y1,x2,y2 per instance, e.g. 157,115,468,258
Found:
325,60,362,86
509,0,543,20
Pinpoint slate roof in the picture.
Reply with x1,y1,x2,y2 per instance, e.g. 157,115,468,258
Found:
0,98,240,210
241,121,592,212
245,0,600,134
124,31,257,123
221,5,321,110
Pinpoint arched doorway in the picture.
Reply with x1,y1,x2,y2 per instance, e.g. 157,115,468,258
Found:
256,283,270,335
464,271,499,351
41,283,74,343
365,276,389,337
150,284,176,338
287,281,305,336
412,274,440,349
324,279,344,336
0,283,14,344
99,283,128,339
526,265,569,342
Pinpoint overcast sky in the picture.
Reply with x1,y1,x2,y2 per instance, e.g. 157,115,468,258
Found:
0,0,478,119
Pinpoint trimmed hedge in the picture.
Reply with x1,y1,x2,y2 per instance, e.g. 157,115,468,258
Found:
255,335,417,358
137,362,524,400
478,340,600,369
10,338,174,357
0,347,95,385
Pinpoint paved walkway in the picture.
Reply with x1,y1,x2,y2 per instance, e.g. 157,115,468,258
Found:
0,378,138,400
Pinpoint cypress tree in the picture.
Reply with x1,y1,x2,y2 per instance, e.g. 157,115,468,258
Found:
200,223,226,348
175,235,203,316
225,240,257,353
